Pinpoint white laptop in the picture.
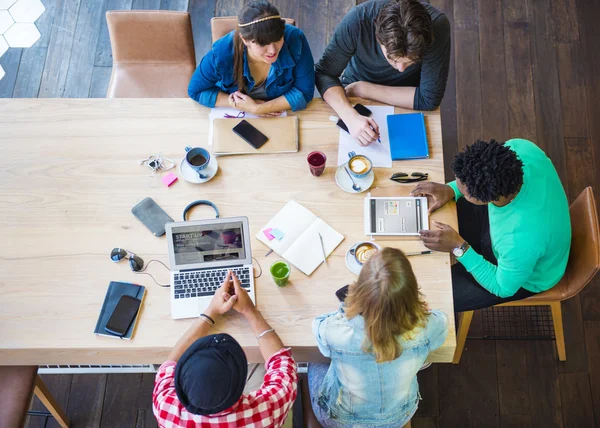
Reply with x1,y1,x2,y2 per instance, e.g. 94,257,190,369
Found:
165,217,256,320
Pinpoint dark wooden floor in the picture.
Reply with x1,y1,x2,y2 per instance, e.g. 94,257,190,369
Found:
1,0,599,426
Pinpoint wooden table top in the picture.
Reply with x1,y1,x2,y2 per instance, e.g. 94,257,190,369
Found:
0,98,456,364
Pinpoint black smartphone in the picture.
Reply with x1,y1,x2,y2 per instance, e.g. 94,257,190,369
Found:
335,285,350,302
105,295,142,337
336,104,373,133
131,197,174,237
232,120,269,149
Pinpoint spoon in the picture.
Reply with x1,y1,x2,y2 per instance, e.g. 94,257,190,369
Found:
344,166,361,192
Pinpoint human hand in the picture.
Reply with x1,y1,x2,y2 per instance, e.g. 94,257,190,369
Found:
344,81,367,98
418,221,464,253
205,272,239,318
346,112,380,146
221,271,256,316
410,182,455,213
229,92,283,117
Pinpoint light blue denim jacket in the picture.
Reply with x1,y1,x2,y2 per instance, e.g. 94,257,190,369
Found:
312,306,449,426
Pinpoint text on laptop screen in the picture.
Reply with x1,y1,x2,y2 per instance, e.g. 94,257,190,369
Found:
172,221,246,266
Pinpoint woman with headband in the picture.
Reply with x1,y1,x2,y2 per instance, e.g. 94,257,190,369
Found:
188,0,315,116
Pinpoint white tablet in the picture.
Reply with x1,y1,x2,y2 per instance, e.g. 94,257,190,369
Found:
364,196,429,236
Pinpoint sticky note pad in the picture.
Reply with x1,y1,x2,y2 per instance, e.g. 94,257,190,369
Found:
263,228,275,240
162,172,178,187
271,228,284,240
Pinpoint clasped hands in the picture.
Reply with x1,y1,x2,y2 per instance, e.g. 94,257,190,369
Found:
228,91,284,117
204,270,256,321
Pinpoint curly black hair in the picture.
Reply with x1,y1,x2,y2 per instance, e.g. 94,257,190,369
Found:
452,139,524,203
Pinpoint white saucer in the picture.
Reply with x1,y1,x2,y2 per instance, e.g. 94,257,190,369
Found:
345,242,381,275
179,157,218,184
335,163,374,193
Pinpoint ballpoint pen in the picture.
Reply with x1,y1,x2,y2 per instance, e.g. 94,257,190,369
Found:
318,232,328,266
405,250,434,256
329,116,382,144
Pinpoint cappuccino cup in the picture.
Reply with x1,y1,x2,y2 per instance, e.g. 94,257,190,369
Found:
350,242,379,265
347,151,373,178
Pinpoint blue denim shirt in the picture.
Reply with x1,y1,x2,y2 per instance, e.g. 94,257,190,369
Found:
188,25,315,111
312,307,448,425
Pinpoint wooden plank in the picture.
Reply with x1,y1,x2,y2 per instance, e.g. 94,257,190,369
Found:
327,0,354,44
558,295,589,373
100,373,143,427
438,358,470,425
39,0,82,97
63,0,106,98
28,374,72,428
88,66,112,97
503,0,536,141
94,0,134,67
500,414,532,428
453,0,482,151
477,0,509,142
529,0,567,185
415,365,439,417
590,372,600,428
585,321,600,425
188,0,216,65
215,0,245,17
556,43,589,139
12,0,57,98
136,373,158,428
550,0,580,42
496,340,530,416
133,0,161,9
298,0,328,63
558,372,595,427
268,0,299,21
66,374,107,428
160,0,188,11
526,340,563,428
412,416,438,428
430,0,458,183
0,48,23,98
466,340,499,428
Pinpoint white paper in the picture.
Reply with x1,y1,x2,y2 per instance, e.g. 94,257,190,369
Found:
337,105,395,168
208,107,287,147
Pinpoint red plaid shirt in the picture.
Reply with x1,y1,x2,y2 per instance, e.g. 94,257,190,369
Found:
153,348,297,428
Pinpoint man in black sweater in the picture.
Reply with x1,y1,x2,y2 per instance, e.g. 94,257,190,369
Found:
316,0,450,145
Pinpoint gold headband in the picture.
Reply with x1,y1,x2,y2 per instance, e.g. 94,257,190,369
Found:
238,15,281,27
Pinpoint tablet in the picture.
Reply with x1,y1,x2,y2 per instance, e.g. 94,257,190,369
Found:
364,196,429,236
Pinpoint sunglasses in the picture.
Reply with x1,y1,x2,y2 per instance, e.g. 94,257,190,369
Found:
390,172,429,183
110,248,144,272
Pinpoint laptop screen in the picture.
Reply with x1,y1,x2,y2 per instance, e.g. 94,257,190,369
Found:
171,220,247,266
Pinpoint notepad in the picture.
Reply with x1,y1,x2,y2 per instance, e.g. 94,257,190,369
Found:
387,113,430,160
256,201,344,275
94,281,145,340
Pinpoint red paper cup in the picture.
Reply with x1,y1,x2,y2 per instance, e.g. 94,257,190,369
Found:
308,151,327,177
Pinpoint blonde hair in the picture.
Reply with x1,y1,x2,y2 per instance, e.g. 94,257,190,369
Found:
345,247,428,363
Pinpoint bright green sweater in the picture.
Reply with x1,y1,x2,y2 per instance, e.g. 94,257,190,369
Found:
448,139,571,298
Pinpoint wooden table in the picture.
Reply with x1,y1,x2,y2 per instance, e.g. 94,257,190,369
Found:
0,98,456,364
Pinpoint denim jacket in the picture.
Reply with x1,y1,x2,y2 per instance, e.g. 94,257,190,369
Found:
188,24,315,111
312,307,449,426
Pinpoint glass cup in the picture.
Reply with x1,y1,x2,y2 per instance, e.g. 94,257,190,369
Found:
270,260,291,287
307,151,327,177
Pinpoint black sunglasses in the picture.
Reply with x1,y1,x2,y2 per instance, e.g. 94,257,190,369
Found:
110,248,144,272
390,172,429,183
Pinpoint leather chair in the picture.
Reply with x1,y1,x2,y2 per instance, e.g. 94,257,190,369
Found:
106,11,196,98
210,16,296,43
0,366,70,428
453,187,600,363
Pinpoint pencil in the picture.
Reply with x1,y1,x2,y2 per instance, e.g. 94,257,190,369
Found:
318,233,328,266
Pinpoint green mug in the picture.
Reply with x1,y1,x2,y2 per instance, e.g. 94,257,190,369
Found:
270,260,291,287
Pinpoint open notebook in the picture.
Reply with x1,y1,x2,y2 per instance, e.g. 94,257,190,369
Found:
256,201,344,276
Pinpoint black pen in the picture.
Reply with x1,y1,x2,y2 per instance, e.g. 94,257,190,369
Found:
405,250,434,256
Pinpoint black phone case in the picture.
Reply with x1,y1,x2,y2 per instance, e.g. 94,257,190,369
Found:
336,104,373,133
232,120,269,149
131,197,174,237
105,295,141,336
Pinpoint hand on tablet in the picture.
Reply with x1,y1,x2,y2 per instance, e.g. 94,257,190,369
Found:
411,182,454,213
419,221,464,253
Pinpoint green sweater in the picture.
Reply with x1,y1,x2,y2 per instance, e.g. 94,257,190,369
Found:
448,139,571,298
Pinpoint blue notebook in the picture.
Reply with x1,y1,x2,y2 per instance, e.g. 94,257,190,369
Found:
93,281,145,340
387,113,430,160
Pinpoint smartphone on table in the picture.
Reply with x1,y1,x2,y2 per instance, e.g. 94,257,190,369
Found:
336,104,372,133
105,295,142,337
232,120,269,149
131,197,173,237
335,285,350,302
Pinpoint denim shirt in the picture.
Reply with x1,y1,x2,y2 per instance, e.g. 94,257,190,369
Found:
312,307,448,425
188,24,315,111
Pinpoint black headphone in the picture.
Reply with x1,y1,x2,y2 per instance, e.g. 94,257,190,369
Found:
182,200,220,221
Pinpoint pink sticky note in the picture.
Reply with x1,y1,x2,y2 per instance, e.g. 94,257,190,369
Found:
162,172,178,187
263,228,275,240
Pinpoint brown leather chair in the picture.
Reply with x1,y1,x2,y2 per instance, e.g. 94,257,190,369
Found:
0,366,70,428
106,11,196,98
210,16,296,43
453,187,600,363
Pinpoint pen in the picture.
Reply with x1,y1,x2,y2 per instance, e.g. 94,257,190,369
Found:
330,116,382,144
318,232,327,266
405,250,434,256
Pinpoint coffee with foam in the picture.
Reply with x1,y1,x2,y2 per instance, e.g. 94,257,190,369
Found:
349,156,371,175
354,242,378,265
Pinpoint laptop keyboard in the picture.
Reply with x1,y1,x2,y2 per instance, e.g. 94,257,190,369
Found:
173,267,251,300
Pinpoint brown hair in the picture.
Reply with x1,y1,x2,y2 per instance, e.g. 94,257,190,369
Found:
345,247,429,363
233,0,285,93
374,0,433,63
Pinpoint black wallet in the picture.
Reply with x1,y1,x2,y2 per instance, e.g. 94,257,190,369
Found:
131,197,173,237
